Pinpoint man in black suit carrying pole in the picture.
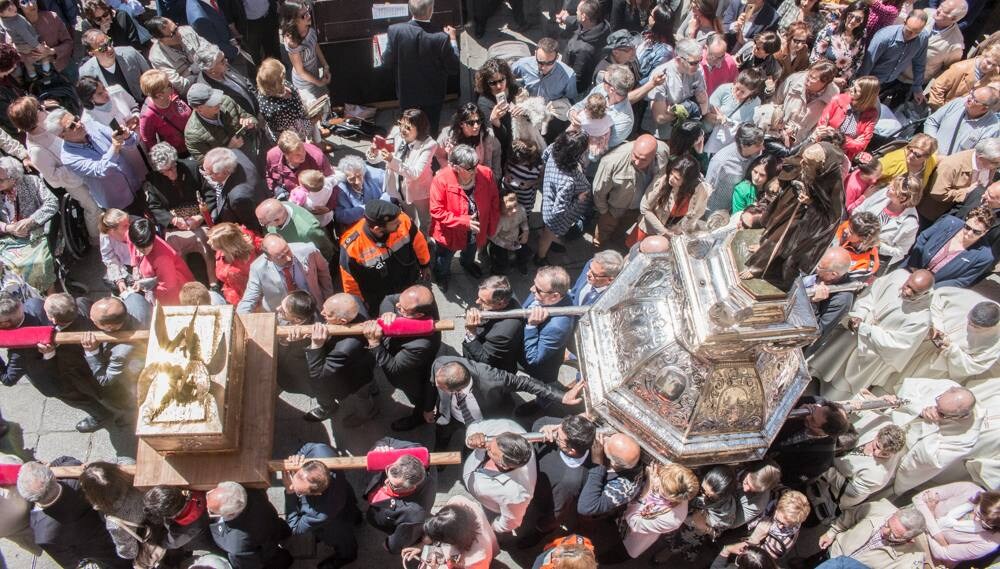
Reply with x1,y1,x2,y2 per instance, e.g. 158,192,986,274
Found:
380,0,460,133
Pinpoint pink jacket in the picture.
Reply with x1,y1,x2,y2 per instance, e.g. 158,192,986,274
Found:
913,481,1000,567
264,143,333,196
139,94,191,153
130,236,195,306
818,93,878,159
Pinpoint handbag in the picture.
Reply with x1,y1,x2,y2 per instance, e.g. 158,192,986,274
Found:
105,514,167,569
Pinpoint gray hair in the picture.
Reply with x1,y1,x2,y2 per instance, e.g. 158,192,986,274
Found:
408,0,434,19
148,142,178,172
479,275,513,303
675,38,701,61
43,108,70,136
0,157,24,181
448,144,480,170
969,301,1000,327
203,148,238,176
906,9,929,24
17,461,57,503
387,454,426,492
894,507,927,539
975,138,1000,162
706,32,728,51
974,86,1000,110
212,481,247,521
603,64,635,96
592,250,625,279
940,0,969,20
337,155,366,175
195,44,223,72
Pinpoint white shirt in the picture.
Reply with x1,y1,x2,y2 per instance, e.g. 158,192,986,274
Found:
449,383,483,425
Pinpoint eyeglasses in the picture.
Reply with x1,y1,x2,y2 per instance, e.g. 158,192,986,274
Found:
63,116,82,133
536,57,557,68
603,80,621,97
685,57,702,66
935,393,973,419
93,40,113,53
587,267,610,280
791,37,809,45
462,119,482,127
488,77,506,86
967,94,988,106
963,223,986,236
95,11,111,20
906,147,929,160
531,283,555,294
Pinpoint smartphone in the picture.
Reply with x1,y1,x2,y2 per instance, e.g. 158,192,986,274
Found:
372,135,395,153
109,118,123,133
496,92,507,106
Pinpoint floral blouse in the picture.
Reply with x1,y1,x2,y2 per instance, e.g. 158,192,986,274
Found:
810,23,864,83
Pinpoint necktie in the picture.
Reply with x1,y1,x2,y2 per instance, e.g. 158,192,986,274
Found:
281,265,298,292
396,143,410,201
455,392,475,424
208,0,220,11
582,287,600,306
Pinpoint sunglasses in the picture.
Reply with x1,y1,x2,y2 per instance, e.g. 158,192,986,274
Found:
93,40,114,53
964,223,986,236
791,37,809,44
536,57,557,67
684,57,702,66
463,119,482,127
487,77,506,86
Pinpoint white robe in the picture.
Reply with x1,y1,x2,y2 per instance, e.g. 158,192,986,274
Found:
965,378,1000,489
887,289,1000,392
890,379,982,495
811,270,933,400
825,412,903,509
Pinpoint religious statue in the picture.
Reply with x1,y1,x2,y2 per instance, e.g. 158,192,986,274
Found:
739,142,846,291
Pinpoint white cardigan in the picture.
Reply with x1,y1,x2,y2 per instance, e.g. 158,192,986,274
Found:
854,187,920,265
374,126,437,204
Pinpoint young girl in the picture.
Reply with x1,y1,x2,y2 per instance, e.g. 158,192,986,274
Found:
578,93,613,162
731,154,780,214
487,191,530,274
844,152,883,213
503,139,543,211
0,0,54,78
290,169,336,230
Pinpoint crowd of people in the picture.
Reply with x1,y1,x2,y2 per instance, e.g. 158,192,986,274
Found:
0,0,998,567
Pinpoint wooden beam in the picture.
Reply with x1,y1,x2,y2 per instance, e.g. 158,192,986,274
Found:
49,452,462,479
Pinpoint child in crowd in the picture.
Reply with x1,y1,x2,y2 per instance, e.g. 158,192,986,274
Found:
731,154,779,214
0,0,55,78
487,191,530,275
844,152,883,213
290,169,336,231
503,139,543,211
578,93,613,163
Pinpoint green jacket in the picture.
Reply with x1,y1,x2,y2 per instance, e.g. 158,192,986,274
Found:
269,202,335,260
183,94,258,163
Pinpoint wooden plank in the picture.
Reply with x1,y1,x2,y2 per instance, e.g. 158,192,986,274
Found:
134,313,277,490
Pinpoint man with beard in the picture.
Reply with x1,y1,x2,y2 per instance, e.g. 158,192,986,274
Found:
740,142,846,291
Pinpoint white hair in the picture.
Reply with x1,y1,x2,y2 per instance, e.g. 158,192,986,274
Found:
940,0,969,20
203,148,238,176
17,461,57,503
448,144,480,169
592,250,625,278
195,44,223,71
0,157,25,181
975,138,1000,162
43,108,70,136
675,38,701,60
213,481,247,521
148,142,179,171
895,507,927,539
337,155,366,174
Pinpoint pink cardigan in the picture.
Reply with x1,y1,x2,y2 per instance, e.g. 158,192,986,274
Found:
913,481,1000,567
818,93,878,159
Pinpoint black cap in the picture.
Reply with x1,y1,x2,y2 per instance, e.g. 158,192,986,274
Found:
364,200,401,225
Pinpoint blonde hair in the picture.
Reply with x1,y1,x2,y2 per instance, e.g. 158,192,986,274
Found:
179,282,211,306
907,133,939,156
277,130,304,154
139,69,171,98
584,93,607,119
256,58,287,98
850,76,881,111
775,490,811,526
98,209,128,234
207,222,254,261
298,169,324,192
654,463,700,502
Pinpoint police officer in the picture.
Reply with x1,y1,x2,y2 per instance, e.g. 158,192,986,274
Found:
339,201,432,313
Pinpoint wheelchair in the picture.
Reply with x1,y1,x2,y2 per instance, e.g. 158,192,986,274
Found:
45,188,92,295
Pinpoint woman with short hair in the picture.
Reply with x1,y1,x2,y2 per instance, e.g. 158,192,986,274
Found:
256,57,311,143
366,108,437,234
0,156,58,292
138,69,191,154
704,69,767,155
876,133,939,194
206,222,262,305
435,103,503,184
912,482,1000,567
903,206,997,289
474,58,523,168
77,75,138,131
613,463,700,560
815,75,881,159
264,129,332,200
854,174,920,266
129,217,195,305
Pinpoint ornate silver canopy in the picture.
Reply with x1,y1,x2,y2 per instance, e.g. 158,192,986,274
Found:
577,227,819,465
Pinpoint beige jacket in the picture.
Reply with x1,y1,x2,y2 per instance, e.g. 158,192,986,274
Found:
928,58,996,110
592,140,669,214
776,71,839,144
919,149,991,220
827,500,927,569
639,176,711,234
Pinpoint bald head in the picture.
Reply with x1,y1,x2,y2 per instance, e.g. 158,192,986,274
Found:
397,285,435,318
984,181,1000,209
90,297,128,332
936,386,976,420
816,247,852,282
605,433,641,471
255,199,289,229
321,293,360,324
638,235,670,253
631,135,659,170
262,234,293,267
901,269,935,299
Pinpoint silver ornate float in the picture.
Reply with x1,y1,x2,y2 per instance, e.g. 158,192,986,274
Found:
577,227,819,466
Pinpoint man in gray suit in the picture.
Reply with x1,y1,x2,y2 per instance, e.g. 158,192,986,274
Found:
79,293,152,418
237,234,334,314
78,28,151,102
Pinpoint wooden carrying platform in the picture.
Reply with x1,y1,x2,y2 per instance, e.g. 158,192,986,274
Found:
134,313,277,489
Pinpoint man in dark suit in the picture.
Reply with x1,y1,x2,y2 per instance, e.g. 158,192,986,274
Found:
462,275,524,372
429,355,582,451
197,44,261,118
364,437,436,553
201,148,267,234
767,396,850,490
362,285,441,432
206,481,293,569
17,460,129,568
186,0,240,62
303,293,376,424
948,179,1000,259
379,0,460,132
283,443,360,569
80,294,152,419
570,250,623,307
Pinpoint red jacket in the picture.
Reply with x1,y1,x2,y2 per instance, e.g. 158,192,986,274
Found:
429,165,500,251
817,93,878,159
130,236,195,305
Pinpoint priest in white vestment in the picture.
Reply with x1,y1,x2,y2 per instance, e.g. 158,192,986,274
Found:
811,269,934,400
964,378,999,489
820,415,907,509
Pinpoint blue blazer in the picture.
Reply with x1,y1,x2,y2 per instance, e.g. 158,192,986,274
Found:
570,259,606,307
185,0,238,60
903,215,995,288
520,294,575,383
284,443,356,538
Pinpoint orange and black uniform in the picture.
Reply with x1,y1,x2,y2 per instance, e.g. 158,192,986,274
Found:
339,212,430,312
834,220,880,284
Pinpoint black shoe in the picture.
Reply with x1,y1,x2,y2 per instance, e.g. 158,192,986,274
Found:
461,262,483,278
75,416,104,433
303,404,338,422
0,421,9,438
533,255,550,266
438,276,450,292
391,415,424,431
549,241,567,253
